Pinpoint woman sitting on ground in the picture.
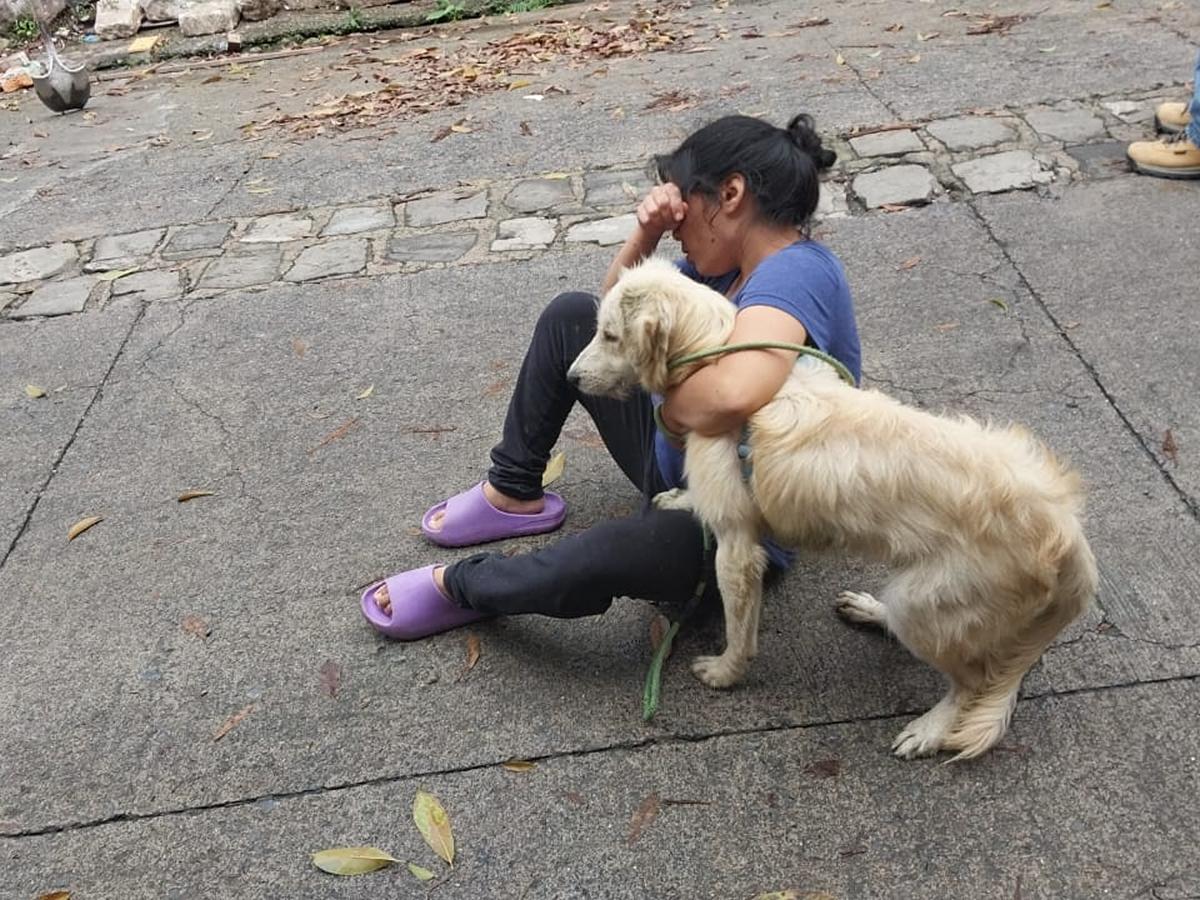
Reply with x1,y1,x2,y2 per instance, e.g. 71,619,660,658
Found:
361,112,862,640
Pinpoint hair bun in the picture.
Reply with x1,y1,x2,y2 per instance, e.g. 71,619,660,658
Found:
786,113,837,172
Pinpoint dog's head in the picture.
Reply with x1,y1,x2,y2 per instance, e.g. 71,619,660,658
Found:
568,258,734,397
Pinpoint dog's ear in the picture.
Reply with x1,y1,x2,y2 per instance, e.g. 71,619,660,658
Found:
630,302,671,393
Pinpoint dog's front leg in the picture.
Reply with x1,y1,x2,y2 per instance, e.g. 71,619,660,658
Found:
652,487,693,512
692,534,767,689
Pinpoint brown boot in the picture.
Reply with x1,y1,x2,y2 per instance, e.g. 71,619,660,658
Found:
1126,131,1200,179
1154,101,1192,134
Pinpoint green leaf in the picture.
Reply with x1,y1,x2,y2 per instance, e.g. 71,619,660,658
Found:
311,846,396,876
407,862,436,882
413,790,455,865
988,297,1009,311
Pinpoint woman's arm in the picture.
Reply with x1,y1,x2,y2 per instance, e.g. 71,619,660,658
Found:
660,305,808,437
600,184,689,296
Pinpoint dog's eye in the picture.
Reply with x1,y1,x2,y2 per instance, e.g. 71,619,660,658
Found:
602,331,619,343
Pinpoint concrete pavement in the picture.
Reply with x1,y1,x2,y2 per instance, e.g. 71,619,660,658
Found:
2,0,1198,897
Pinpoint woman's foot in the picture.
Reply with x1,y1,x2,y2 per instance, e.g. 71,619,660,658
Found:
420,481,567,548
361,564,489,639
426,483,543,531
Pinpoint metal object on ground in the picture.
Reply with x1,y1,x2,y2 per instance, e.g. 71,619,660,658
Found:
30,17,91,113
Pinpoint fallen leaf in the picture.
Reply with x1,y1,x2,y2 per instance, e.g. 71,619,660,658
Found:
879,203,913,212
835,52,846,65
934,321,960,332
410,424,456,435
95,267,141,282
212,704,254,741
431,125,453,142
36,892,71,900
988,297,1009,311
311,846,396,876
450,122,473,134
247,185,274,195
507,79,532,90
649,613,671,653
356,384,375,400
626,793,660,846
407,862,436,882
896,256,921,271
804,758,842,778
917,30,940,41
292,338,307,357
310,417,360,453
319,659,342,697
67,516,103,542
463,632,481,675
182,615,211,639
260,150,281,159
128,34,160,53
202,74,222,84
541,451,566,487
177,490,214,502
1095,0,1112,7
413,790,455,866
793,16,830,28
519,121,532,135
193,129,214,142
1038,46,1057,53
1162,429,1179,466
24,384,47,399
908,53,922,63
884,22,903,32
502,759,537,772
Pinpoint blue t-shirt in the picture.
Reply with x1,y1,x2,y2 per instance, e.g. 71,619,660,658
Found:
654,239,861,569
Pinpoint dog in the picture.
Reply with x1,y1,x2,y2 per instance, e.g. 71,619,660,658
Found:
567,258,1097,759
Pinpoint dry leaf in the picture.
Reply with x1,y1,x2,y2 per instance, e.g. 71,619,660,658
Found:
908,53,922,63
1162,429,1179,466
884,22,903,32
96,267,140,282
292,338,307,357
934,322,960,332
464,633,481,673
202,74,222,84
356,385,375,400
541,451,566,487
177,490,214,502
193,129,214,142
917,31,940,41
988,297,1009,311
431,125,453,142
519,121,532,135
835,52,846,65
649,613,670,653
24,384,47,399
182,615,211,639
501,759,536,772
507,79,532,90
407,862,436,882
212,704,254,741
67,516,103,541
413,790,455,865
804,758,842,778
319,659,343,697
310,417,360,453
627,793,660,846
794,16,830,28
897,256,921,271
879,203,912,212
36,892,71,900
1038,46,1057,53
260,150,281,159
311,846,396,876
247,185,274,195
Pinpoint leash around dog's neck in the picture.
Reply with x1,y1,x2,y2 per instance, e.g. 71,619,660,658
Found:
667,341,858,387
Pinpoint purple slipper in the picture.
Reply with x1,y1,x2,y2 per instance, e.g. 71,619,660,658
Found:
361,565,489,640
420,481,566,548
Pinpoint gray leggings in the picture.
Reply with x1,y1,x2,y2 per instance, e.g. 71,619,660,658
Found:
441,291,718,618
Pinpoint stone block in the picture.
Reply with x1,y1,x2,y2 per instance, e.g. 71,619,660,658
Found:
110,269,182,302
0,291,18,314
240,213,312,244
0,244,77,285
925,116,1018,151
952,150,1053,194
491,217,556,252
584,169,652,208
197,249,281,289
86,229,164,272
564,215,637,246
386,232,476,263
505,178,575,214
141,0,187,20
284,239,367,281
164,222,232,258
94,0,142,38
403,191,488,227
236,0,280,20
816,182,849,219
178,0,239,37
1023,107,1107,143
848,129,924,157
851,165,938,209
11,277,94,318
322,205,394,237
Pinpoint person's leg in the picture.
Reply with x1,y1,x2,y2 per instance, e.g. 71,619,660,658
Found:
1188,50,1200,146
485,290,667,502
443,506,713,617
1129,51,1200,178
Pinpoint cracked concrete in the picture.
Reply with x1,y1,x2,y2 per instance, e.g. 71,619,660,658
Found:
1,0,1199,896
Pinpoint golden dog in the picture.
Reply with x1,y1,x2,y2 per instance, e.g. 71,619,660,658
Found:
568,258,1097,759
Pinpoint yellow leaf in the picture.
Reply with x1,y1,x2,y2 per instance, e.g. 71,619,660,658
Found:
193,129,214,142
247,186,274,195
177,490,215,502
407,862,436,881
96,267,140,282
835,52,846,65
501,759,537,772
464,632,481,673
507,79,532,90
37,892,72,900
68,516,103,541
25,384,47,399
311,846,396,876
356,385,375,400
541,451,566,487
128,34,160,53
260,151,281,159
412,790,455,866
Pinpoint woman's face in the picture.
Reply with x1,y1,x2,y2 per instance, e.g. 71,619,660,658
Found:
671,188,740,277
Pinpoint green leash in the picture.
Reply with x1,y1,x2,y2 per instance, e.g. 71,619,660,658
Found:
641,342,855,722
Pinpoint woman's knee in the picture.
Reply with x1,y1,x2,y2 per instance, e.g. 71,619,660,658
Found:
538,290,598,335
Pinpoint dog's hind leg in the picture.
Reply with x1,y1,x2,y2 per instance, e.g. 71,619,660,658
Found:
691,534,767,689
835,590,888,630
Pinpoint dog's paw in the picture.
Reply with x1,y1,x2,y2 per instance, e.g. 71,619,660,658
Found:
836,590,886,627
691,653,745,689
891,707,955,759
652,488,693,512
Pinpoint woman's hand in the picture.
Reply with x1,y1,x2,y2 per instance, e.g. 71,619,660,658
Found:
635,183,688,242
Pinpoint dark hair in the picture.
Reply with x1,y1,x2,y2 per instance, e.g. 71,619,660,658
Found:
653,113,836,231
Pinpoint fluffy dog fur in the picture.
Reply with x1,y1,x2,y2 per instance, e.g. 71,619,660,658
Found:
568,258,1097,759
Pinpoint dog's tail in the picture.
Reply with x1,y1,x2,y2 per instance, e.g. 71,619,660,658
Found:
944,528,1098,761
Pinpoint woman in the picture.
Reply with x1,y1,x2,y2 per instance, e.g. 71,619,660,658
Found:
361,112,862,639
